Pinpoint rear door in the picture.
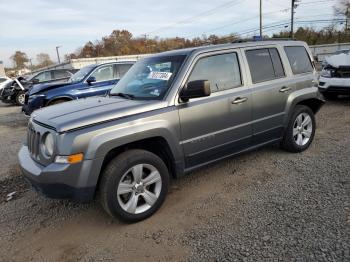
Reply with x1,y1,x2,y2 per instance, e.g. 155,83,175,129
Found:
242,46,291,144
178,49,253,169
283,45,315,92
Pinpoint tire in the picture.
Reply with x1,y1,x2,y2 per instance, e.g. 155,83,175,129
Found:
281,105,316,153
99,149,170,222
323,93,338,100
15,91,25,106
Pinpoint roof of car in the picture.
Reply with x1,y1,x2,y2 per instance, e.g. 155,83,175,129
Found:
153,40,307,57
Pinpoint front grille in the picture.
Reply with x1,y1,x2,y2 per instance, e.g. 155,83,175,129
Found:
27,125,41,160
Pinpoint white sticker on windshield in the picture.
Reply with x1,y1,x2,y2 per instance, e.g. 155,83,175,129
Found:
147,71,172,81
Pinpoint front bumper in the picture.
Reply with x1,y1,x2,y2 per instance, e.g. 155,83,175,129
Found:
0,88,16,103
22,95,46,116
18,146,96,202
318,76,350,95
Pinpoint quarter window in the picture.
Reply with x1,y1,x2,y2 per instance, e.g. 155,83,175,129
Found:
91,65,114,82
245,48,285,83
284,46,313,74
188,52,242,93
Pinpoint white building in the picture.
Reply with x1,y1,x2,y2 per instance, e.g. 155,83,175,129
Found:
0,61,5,76
30,54,151,74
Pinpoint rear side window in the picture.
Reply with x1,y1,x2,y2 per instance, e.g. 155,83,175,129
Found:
245,48,285,83
53,70,71,79
284,46,313,74
35,71,52,82
188,52,242,93
115,64,133,79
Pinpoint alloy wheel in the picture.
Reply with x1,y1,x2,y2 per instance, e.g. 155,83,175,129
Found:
117,163,162,214
293,112,313,146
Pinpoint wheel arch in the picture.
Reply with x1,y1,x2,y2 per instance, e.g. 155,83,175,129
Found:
47,96,74,106
284,87,325,127
93,135,182,198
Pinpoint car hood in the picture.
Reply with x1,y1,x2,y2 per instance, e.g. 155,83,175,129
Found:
29,81,74,95
325,53,350,68
31,96,168,133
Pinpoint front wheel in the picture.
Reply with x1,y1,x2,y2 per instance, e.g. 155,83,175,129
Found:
281,105,316,153
15,91,25,106
99,149,169,222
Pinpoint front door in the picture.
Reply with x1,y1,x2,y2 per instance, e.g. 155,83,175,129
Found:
78,64,117,98
178,50,252,169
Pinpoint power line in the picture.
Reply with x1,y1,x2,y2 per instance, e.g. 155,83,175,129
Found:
185,8,290,38
144,0,244,36
215,18,345,43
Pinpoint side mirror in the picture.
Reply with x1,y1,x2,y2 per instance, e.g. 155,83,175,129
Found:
86,76,96,85
32,78,39,84
180,80,211,102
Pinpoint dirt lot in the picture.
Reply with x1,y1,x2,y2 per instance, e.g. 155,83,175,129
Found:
0,99,349,261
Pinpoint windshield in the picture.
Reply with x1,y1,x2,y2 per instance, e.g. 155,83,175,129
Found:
110,55,186,100
69,66,95,83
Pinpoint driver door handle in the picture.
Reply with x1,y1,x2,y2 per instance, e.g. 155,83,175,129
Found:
279,86,292,93
231,97,248,104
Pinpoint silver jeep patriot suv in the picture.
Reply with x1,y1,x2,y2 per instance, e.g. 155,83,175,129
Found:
19,40,324,222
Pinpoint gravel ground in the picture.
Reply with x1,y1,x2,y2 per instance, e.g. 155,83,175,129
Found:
0,99,349,261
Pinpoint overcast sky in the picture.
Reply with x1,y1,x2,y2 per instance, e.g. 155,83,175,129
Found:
0,0,338,67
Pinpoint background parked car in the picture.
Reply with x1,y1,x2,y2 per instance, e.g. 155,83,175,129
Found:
23,61,135,115
0,76,12,95
318,52,350,99
0,69,77,106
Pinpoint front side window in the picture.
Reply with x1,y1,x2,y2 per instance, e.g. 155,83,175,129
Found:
69,66,94,83
188,52,242,93
110,55,186,100
35,71,52,82
246,48,285,83
91,65,114,82
284,46,313,74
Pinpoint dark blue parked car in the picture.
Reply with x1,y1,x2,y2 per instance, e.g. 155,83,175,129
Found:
22,61,135,115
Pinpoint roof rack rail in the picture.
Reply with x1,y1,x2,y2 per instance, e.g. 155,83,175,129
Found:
232,37,296,43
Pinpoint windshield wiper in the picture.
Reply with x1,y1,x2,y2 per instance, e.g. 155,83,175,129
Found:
110,92,135,100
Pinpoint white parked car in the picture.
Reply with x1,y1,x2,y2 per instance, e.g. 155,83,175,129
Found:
318,53,350,99
0,76,11,95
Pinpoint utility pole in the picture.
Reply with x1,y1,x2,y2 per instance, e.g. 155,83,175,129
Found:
290,0,299,38
345,7,349,31
28,58,33,71
56,46,61,64
260,0,263,38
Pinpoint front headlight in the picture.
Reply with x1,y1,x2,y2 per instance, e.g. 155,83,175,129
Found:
42,132,54,157
320,69,332,78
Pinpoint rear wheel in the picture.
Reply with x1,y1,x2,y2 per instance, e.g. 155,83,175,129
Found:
15,91,25,106
281,105,316,153
99,149,169,222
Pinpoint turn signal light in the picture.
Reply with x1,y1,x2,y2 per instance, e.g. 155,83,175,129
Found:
55,153,84,164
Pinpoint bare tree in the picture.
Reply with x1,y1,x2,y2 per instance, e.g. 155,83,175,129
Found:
36,53,53,68
10,51,28,69
334,0,350,31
